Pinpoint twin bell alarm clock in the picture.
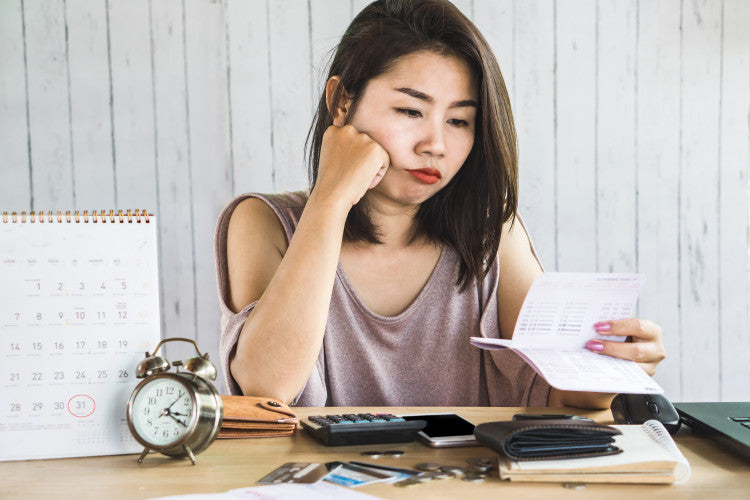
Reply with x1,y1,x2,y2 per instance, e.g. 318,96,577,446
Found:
126,337,223,465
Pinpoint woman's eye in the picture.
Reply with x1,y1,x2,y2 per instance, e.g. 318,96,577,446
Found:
396,108,422,118
448,118,468,127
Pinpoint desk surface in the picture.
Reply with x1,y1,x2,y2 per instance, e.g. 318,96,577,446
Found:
4,406,750,499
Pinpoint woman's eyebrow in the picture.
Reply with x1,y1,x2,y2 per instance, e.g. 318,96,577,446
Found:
394,87,477,108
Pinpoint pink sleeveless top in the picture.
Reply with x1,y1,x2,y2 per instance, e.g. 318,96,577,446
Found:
215,191,550,407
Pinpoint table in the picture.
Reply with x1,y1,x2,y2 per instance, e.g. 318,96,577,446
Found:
3,407,750,499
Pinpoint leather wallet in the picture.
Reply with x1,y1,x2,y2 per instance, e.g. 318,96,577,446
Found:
474,419,623,461
217,396,299,438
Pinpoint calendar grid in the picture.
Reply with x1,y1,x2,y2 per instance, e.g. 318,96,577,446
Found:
1,210,161,461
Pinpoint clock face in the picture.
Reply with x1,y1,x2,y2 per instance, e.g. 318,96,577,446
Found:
130,376,195,447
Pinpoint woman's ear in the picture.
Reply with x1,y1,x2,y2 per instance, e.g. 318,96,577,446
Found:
325,76,350,126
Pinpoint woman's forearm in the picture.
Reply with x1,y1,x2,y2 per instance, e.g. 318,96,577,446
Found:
230,193,350,402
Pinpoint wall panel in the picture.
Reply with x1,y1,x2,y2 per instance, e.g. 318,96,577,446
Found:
2,0,748,400
0,0,31,210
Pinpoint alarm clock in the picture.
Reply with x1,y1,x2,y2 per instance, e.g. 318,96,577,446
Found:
126,337,223,465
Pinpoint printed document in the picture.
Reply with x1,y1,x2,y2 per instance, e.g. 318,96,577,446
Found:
470,273,664,394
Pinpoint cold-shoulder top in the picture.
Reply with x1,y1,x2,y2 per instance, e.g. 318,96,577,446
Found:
215,191,550,406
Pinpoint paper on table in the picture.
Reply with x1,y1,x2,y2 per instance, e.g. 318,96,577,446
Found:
150,482,382,500
470,272,664,394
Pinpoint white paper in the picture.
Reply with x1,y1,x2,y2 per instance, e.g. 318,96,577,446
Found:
471,272,663,394
150,482,382,500
0,217,161,460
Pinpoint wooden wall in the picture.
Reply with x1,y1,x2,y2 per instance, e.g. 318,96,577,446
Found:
1,0,748,402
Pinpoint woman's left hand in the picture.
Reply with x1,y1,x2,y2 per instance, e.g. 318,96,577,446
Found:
585,319,666,376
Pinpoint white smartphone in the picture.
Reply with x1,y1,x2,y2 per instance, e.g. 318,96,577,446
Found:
398,413,480,448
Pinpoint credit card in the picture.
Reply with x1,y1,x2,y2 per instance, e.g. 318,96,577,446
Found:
257,462,330,484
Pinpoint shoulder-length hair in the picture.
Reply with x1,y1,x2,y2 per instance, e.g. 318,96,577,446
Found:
306,0,518,289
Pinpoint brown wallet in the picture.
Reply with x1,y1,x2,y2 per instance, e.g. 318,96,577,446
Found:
217,396,299,438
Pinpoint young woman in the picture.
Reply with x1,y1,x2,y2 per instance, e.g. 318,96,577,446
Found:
215,0,665,408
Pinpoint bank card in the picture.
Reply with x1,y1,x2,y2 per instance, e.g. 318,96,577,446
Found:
323,461,396,487
257,462,330,484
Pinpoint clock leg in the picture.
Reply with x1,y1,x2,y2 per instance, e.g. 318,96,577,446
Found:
183,444,197,465
137,448,150,463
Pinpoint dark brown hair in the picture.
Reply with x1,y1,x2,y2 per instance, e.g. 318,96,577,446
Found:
307,0,518,288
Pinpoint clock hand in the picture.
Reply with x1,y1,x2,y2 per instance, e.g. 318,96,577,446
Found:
167,413,187,428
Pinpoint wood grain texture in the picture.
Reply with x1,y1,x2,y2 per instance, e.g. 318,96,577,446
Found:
150,0,197,346
555,0,597,272
2,0,748,402
107,0,157,209
23,0,74,209
514,0,556,268
227,0,274,195
718,0,750,401
0,0,31,210
66,0,115,209
680,0,722,401
636,0,682,400
183,0,232,392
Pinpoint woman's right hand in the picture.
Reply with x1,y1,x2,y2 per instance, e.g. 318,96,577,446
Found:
314,124,390,209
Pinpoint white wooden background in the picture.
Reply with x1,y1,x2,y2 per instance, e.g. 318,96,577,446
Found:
1,0,748,402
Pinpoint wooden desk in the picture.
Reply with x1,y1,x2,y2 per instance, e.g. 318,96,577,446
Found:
4,407,750,499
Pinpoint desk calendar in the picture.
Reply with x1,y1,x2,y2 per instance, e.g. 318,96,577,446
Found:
0,210,161,461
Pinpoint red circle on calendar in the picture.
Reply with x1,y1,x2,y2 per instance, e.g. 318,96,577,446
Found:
68,394,96,418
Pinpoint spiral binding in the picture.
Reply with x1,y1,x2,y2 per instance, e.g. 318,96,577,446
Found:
1,209,151,224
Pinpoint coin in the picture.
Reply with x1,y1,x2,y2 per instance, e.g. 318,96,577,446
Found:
466,457,494,467
563,482,587,490
428,470,451,480
440,465,466,476
467,464,491,473
360,450,383,458
384,450,405,457
462,473,486,482
394,478,422,487
415,462,443,471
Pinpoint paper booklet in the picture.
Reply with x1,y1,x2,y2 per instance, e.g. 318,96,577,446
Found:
470,272,664,394
499,420,691,484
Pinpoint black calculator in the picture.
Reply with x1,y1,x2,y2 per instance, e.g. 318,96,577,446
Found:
300,413,427,446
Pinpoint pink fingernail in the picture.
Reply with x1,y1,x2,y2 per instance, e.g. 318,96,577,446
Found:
586,340,605,352
594,321,611,332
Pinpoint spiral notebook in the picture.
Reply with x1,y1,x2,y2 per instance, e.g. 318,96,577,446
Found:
498,420,691,484
0,210,161,461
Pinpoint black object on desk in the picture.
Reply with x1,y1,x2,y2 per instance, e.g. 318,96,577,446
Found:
610,393,681,435
301,413,426,446
474,419,622,461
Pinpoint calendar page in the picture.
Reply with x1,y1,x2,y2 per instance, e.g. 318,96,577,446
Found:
0,211,161,461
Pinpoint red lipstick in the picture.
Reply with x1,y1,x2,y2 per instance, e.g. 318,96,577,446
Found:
407,168,442,185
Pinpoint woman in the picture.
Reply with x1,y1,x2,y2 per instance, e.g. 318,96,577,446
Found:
215,0,665,407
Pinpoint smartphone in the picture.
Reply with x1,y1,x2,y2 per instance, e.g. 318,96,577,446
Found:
398,413,479,448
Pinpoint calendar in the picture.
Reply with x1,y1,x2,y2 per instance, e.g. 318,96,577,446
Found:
0,210,161,461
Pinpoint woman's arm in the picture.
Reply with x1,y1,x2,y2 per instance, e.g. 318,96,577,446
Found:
496,217,666,410
226,124,389,403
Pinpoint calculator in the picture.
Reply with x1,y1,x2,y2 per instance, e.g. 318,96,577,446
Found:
300,413,427,446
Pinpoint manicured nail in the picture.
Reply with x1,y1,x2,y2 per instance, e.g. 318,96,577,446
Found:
594,321,611,332
586,340,605,352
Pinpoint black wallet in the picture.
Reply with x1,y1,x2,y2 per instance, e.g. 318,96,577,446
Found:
474,419,623,461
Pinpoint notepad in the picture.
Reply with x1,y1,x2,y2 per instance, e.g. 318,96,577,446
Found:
0,210,161,461
498,420,691,484
470,272,664,394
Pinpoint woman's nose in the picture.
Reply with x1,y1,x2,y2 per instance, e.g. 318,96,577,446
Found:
417,119,446,157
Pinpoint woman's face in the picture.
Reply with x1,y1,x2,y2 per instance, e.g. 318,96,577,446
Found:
344,50,478,206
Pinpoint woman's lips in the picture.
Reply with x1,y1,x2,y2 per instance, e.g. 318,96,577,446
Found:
406,168,442,185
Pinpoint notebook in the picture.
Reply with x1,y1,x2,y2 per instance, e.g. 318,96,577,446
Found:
674,402,750,460
471,272,664,394
0,210,161,461
498,420,691,484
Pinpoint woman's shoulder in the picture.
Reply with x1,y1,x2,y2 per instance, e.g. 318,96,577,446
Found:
219,190,309,255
